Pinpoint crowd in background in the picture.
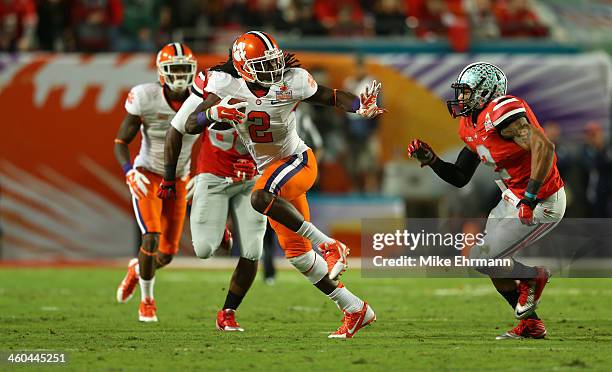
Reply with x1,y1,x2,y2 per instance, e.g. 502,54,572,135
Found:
1,0,550,52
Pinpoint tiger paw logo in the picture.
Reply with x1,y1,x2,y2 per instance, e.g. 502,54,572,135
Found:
233,42,247,62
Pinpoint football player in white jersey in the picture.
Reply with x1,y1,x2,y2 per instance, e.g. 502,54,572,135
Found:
114,42,204,322
162,31,385,338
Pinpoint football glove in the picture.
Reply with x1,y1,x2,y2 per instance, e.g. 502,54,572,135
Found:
126,169,150,200
356,80,385,119
206,96,248,126
232,159,257,182
407,139,438,167
157,178,177,200
518,198,538,225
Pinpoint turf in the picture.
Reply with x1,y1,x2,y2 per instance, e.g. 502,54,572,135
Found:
0,268,611,371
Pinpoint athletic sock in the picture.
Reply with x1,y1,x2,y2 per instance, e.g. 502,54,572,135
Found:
140,277,155,301
327,286,364,314
223,291,244,310
498,289,519,308
296,221,334,248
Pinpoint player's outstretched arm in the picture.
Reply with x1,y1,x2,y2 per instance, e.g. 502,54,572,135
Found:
305,85,358,111
408,140,480,188
306,81,385,118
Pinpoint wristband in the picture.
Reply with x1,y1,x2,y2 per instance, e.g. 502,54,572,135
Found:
351,97,360,112
196,111,210,127
525,178,542,199
122,163,133,175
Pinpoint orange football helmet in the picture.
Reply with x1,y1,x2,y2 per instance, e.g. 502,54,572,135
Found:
232,31,285,86
156,42,197,92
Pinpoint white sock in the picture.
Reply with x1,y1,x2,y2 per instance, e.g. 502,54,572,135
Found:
327,286,364,314
296,221,334,248
139,277,155,301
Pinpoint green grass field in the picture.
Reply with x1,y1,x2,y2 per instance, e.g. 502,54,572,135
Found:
1,267,611,371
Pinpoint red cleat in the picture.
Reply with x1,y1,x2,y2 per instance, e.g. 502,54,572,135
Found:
318,240,349,280
216,309,244,331
515,267,550,319
496,318,547,340
328,302,376,339
116,258,139,303
138,298,158,322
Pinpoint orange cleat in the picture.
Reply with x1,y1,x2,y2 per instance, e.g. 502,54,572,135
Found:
216,309,244,331
116,258,139,303
318,240,349,280
138,298,158,322
328,302,376,339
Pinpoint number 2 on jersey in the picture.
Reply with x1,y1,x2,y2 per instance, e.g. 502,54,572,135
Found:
247,111,273,143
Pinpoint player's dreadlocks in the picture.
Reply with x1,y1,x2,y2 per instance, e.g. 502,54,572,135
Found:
210,48,301,78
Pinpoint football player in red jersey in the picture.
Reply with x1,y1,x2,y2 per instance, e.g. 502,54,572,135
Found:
408,62,566,340
163,31,385,338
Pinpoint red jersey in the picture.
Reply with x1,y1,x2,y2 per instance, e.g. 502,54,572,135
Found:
458,95,563,199
196,126,253,178
191,69,253,178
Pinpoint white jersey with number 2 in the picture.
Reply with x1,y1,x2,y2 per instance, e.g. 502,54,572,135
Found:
203,68,318,171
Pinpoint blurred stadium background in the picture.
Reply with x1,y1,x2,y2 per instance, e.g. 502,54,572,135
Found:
1,0,611,264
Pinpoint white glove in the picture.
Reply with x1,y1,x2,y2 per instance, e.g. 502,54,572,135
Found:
126,169,150,200
185,177,195,202
356,80,385,119
206,96,248,126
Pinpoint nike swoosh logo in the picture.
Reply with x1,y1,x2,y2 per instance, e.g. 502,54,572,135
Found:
515,305,532,316
348,307,366,334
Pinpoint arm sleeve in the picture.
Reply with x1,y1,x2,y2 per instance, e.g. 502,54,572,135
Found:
429,147,481,188
171,94,202,135
124,87,142,115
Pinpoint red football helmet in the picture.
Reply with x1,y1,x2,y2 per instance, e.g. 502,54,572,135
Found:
232,31,285,86
156,42,197,92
